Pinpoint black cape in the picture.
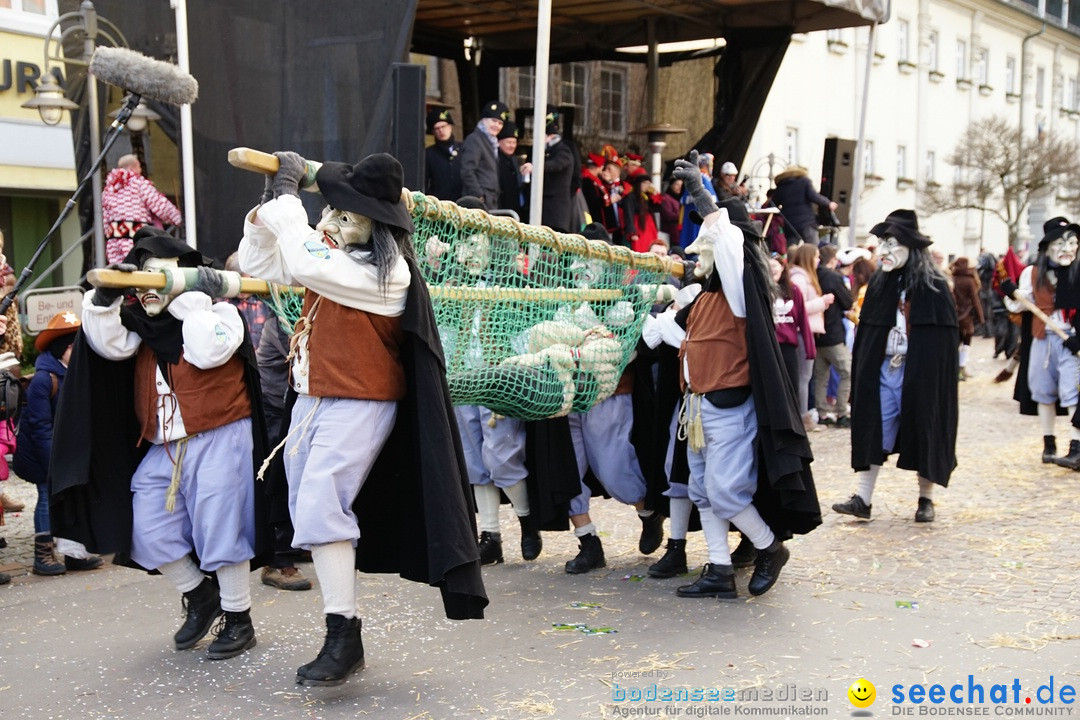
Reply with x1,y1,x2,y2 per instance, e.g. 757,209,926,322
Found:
279,259,488,620
851,269,959,486
49,314,272,571
679,241,821,538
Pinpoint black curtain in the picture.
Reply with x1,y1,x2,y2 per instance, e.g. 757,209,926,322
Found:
65,0,416,264
690,29,791,172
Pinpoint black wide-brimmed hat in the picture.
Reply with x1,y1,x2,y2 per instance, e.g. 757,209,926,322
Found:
869,209,931,249
497,121,519,141
125,226,209,269
426,107,454,133
481,100,510,121
1039,216,1080,251
315,154,414,234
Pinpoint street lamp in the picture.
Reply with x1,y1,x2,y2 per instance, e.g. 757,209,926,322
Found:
109,100,161,134
631,123,688,189
19,0,129,269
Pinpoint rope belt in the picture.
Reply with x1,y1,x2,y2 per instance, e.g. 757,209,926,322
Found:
164,437,190,513
677,391,706,452
256,395,322,482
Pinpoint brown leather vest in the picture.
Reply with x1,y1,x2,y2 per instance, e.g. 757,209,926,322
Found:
295,291,406,401
1030,268,1057,340
679,291,750,394
134,346,251,444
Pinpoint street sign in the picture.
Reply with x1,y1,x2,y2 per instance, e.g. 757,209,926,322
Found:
20,286,84,334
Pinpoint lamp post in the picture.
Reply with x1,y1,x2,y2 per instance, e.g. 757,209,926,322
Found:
631,123,688,189
20,0,128,269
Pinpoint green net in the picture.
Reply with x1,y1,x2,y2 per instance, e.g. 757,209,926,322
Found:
263,192,677,420
408,192,672,420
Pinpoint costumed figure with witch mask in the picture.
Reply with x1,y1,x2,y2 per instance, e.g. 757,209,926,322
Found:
643,151,820,600
833,210,959,524
52,227,269,660
1000,217,1080,469
238,151,487,687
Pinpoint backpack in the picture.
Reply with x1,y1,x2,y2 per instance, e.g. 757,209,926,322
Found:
0,370,23,423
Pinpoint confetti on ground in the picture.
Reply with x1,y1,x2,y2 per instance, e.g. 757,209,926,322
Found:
621,574,645,582
569,602,603,609
912,638,931,648
896,600,920,610
552,623,587,631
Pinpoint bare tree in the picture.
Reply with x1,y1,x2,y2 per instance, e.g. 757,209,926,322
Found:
920,115,1080,249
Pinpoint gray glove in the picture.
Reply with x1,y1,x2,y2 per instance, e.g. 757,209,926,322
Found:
91,262,137,306
188,266,226,298
672,150,718,218
260,176,273,206
271,151,307,199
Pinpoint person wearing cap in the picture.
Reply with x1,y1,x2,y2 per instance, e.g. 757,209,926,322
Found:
581,153,618,238
833,209,958,524
645,152,819,599
424,108,463,201
496,121,530,219
678,152,718,249
716,161,748,203
459,100,509,209
1001,217,1080,469
11,312,103,576
240,151,487,686
539,106,577,233
771,165,837,247
58,228,267,660
621,166,661,253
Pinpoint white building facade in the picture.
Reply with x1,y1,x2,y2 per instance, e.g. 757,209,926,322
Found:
744,0,1080,257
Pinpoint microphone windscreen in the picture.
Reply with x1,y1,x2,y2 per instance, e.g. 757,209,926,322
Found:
89,47,198,106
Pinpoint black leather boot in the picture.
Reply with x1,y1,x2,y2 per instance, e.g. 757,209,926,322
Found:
638,512,664,555
207,609,257,660
1043,435,1057,464
729,534,756,569
296,614,365,686
478,531,504,565
65,555,104,571
1054,440,1080,470
676,563,736,598
915,497,936,523
748,541,790,596
647,539,688,578
174,577,223,650
518,515,542,561
564,534,605,574
32,535,66,576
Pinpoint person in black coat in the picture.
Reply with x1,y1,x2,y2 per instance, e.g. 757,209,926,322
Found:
424,108,463,201
771,165,837,246
539,107,576,233
833,209,958,524
496,121,530,219
813,244,853,425
459,100,508,209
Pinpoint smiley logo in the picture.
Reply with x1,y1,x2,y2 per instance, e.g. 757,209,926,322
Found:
848,678,876,708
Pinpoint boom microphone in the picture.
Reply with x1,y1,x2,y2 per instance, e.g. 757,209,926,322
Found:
89,47,198,105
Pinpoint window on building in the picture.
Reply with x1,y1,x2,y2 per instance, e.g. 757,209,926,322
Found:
598,66,626,135
1067,77,1077,111
897,20,909,63
0,0,47,12
897,145,907,178
927,31,939,72
1006,56,1017,94
926,151,936,183
975,48,988,85
517,66,535,110
956,39,967,80
785,127,799,166
1037,66,1046,107
560,62,588,111
863,140,875,176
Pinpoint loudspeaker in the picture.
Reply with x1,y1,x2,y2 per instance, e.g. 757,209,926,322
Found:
820,138,856,226
391,63,426,191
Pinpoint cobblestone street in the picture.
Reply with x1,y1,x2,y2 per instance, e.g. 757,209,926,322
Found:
0,335,1077,719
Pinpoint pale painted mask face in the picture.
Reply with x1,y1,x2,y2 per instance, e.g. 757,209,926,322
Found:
316,206,373,249
685,229,715,279
879,237,910,272
1048,232,1078,267
457,233,491,276
138,256,179,316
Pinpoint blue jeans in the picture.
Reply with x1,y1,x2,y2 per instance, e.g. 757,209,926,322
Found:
34,482,49,535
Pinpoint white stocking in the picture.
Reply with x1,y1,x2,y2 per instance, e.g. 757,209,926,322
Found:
958,344,970,368
473,483,502,533
1038,403,1057,436
856,465,881,504
215,561,251,612
917,476,935,500
668,497,693,541
312,541,357,618
697,510,731,565
501,480,530,518
157,556,204,594
730,505,775,550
